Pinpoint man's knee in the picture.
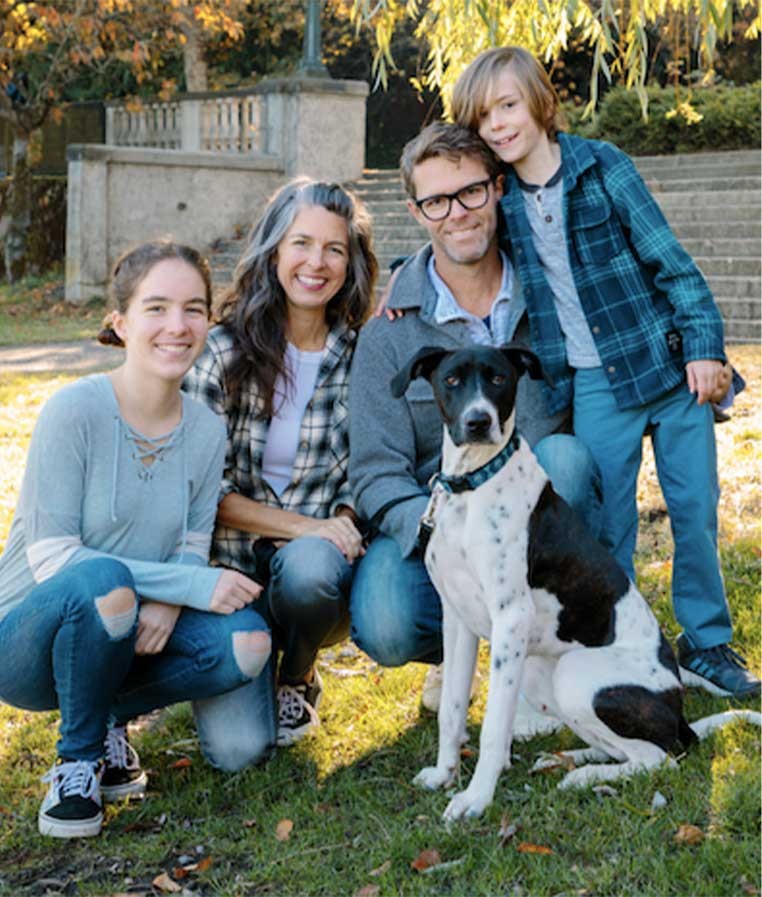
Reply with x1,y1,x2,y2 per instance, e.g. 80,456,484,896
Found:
269,537,346,608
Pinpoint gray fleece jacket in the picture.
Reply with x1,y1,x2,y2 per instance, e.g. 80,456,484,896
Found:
348,244,569,557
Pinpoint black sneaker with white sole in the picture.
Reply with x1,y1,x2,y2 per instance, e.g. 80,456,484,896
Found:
101,725,148,800
276,669,323,747
677,634,761,698
38,758,103,838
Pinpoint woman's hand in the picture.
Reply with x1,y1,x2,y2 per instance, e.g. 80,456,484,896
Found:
302,514,365,562
210,570,263,614
135,600,182,655
686,359,723,405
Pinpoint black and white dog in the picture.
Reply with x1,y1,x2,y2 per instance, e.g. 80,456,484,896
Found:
391,344,760,822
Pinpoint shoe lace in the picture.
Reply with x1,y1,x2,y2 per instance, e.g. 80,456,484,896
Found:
717,644,749,669
104,726,141,771
277,685,318,727
42,760,100,800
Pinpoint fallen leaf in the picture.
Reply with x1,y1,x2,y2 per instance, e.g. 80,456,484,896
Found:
152,872,182,893
354,886,380,897
369,859,391,877
674,824,704,846
243,818,257,828
460,747,476,758
275,818,294,841
517,842,554,855
171,866,189,879
411,848,441,871
196,856,213,872
169,757,192,770
499,812,520,846
740,875,759,895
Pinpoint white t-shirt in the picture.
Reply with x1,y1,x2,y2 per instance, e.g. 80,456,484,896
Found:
262,342,323,496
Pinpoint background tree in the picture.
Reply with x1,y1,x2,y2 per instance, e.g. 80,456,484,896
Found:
0,0,247,282
349,0,761,116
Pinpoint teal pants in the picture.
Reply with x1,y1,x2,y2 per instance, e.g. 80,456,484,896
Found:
573,366,732,650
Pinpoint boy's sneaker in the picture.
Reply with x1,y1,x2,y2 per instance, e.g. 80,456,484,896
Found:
677,634,761,698
101,725,148,800
38,758,103,838
421,664,482,713
276,669,323,747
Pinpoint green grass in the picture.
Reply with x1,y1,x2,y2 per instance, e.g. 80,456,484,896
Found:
0,356,759,897
0,269,106,346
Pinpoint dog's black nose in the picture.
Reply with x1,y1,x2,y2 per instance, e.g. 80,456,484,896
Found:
465,411,492,435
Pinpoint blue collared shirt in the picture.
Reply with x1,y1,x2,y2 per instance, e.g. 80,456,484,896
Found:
499,133,725,413
428,250,524,346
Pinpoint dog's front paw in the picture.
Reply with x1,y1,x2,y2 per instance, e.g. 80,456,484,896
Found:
442,787,491,821
413,765,454,791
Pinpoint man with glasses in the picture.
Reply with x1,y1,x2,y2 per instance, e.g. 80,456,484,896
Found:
348,122,600,713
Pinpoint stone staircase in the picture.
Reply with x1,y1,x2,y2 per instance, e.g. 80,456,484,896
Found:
209,148,761,342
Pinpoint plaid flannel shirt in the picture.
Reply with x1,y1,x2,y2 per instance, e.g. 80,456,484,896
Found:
499,133,725,414
183,323,356,572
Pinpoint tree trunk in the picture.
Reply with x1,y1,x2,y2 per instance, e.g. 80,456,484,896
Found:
4,129,31,283
182,17,208,92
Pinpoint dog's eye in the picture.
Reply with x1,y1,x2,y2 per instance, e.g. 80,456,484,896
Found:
445,375,460,387
490,374,506,385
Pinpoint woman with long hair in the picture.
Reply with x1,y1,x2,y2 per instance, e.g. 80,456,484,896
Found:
185,177,377,746
0,241,269,838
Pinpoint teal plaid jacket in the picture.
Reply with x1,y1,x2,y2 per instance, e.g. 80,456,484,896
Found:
499,133,726,414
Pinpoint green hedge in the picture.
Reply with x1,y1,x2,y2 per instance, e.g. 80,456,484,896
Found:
0,177,67,278
567,83,761,155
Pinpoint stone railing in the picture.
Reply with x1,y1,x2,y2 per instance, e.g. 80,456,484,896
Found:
105,89,278,155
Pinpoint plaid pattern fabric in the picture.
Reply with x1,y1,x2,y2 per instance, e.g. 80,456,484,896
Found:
183,323,357,572
500,133,725,414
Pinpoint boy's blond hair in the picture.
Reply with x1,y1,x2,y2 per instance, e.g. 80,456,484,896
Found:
399,121,501,198
451,46,565,139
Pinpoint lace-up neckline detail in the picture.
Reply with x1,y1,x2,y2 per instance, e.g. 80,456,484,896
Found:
122,419,182,475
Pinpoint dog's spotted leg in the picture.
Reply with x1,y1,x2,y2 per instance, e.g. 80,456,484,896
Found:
442,596,532,821
558,743,673,789
414,605,478,792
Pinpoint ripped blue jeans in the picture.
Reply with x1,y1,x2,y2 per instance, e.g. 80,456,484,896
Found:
0,558,271,765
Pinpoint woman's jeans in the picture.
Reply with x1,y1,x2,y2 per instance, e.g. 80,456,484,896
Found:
0,558,271,769
265,536,353,682
350,433,602,666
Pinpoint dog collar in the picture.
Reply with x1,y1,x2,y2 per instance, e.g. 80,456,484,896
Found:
433,430,521,494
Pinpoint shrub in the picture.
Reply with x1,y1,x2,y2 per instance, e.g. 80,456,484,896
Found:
567,83,761,155
0,177,66,278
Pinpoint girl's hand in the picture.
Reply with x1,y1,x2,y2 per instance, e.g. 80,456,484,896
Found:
303,514,365,562
210,570,262,614
686,359,723,405
135,600,182,655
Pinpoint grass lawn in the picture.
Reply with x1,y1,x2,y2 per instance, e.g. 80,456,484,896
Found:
0,270,107,346
0,349,759,897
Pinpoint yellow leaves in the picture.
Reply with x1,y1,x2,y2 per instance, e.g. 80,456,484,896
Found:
674,823,705,846
665,100,704,126
410,848,441,871
275,818,294,841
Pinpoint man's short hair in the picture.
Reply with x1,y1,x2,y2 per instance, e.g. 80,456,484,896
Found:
399,122,501,199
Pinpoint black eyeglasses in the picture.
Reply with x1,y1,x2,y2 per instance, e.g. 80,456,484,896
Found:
414,177,494,221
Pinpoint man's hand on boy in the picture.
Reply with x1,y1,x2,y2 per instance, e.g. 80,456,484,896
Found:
686,359,724,405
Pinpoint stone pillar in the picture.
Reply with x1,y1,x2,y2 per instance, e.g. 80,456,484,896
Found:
256,77,368,182
65,146,109,304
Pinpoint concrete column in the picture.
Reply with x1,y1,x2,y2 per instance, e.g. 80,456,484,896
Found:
180,99,202,151
65,147,109,304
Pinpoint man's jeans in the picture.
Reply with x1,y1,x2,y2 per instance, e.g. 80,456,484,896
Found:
0,558,271,768
350,433,602,667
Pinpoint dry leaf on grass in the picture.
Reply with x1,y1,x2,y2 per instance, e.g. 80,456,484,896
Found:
499,813,520,846
152,871,181,892
243,818,257,828
517,842,554,855
411,848,442,871
369,859,391,877
674,824,704,846
276,818,294,841
353,886,381,897
169,757,192,770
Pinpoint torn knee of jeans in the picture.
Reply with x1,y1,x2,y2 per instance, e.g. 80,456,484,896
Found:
95,586,137,639
232,630,271,679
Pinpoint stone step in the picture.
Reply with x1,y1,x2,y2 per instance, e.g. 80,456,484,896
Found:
715,297,762,320
672,221,761,239
632,148,761,168
645,175,760,194
703,275,761,298
724,319,761,342
679,237,761,258
694,257,761,277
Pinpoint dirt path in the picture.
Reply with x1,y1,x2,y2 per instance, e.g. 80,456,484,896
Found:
0,340,120,374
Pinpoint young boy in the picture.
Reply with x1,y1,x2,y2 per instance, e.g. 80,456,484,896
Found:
451,46,759,699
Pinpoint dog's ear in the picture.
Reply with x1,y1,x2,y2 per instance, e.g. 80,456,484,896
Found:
390,346,450,397
500,343,554,387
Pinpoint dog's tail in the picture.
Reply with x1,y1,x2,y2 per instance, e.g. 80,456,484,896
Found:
689,709,761,740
